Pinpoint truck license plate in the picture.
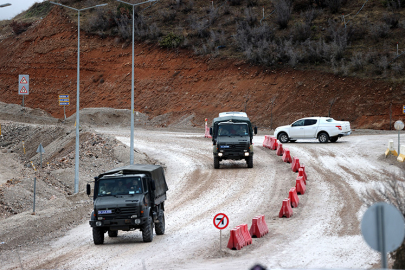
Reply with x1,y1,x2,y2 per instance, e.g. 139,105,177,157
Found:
98,210,112,214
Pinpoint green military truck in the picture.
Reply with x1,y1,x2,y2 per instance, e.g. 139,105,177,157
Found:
87,164,168,244
210,112,257,169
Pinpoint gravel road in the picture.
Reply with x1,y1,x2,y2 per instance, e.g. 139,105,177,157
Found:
4,127,403,270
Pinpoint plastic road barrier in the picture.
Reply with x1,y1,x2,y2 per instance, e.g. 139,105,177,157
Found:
385,140,398,157
279,198,293,218
227,227,245,250
296,176,306,195
298,168,307,185
291,157,300,172
237,224,252,246
299,165,307,182
282,148,292,163
276,142,284,156
289,187,299,208
398,145,405,162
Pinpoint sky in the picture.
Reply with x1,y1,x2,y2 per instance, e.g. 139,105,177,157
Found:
0,0,45,21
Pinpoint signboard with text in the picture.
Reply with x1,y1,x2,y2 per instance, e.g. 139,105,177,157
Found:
59,94,70,106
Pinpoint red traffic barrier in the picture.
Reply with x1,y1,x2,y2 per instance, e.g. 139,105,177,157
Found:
289,187,299,208
291,157,300,172
259,215,269,235
269,136,274,149
227,227,245,250
263,135,271,148
298,168,307,184
300,164,307,181
237,224,252,245
282,148,292,163
204,125,212,138
276,142,284,156
270,137,278,150
279,198,293,218
249,216,267,238
295,176,306,195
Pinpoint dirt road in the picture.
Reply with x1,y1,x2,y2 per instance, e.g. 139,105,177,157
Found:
4,127,400,269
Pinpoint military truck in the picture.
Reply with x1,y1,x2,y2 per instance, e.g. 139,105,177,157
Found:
87,164,168,244
210,112,257,169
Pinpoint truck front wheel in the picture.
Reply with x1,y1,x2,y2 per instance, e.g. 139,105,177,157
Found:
247,156,253,168
155,209,165,235
93,227,104,245
214,157,220,169
278,133,289,143
142,216,154,242
318,132,330,143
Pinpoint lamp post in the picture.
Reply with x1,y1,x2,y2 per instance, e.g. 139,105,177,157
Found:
116,0,156,165
49,1,107,193
0,3,11,7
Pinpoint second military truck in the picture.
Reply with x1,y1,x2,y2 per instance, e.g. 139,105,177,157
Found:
87,164,168,244
210,112,257,169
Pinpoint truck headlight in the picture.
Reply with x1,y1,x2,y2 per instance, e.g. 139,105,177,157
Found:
135,219,141,225
218,153,223,157
96,221,102,226
245,152,250,156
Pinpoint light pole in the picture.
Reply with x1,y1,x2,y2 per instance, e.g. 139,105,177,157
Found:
0,3,11,7
116,0,156,165
49,1,107,193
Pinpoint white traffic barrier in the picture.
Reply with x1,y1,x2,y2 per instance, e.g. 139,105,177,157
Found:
397,145,405,162
385,140,398,157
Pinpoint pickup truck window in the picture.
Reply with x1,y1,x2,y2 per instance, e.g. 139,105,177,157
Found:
292,120,304,127
304,119,317,126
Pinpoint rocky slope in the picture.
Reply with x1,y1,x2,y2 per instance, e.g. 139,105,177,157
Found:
0,7,403,129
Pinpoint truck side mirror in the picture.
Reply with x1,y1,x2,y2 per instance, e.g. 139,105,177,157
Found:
209,127,212,135
86,183,91,196
254,126,257,135
151,179,156,191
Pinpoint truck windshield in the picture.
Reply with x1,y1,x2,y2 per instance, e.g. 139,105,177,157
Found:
97,177,143,196
218,123,248,136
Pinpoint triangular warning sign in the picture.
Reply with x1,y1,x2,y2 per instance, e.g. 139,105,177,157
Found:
20,77,28,84
20,86,28,93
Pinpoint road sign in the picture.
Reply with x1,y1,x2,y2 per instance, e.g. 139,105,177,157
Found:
213,213,229,230
36,143,45,154
18,74,29,95
59,94,70,106
361,202,405,268
403,105,405,114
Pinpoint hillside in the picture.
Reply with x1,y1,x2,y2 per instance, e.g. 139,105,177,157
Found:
0,1,404,129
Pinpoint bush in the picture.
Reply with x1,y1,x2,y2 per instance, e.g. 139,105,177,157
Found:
325,0,341,14
159,9,176,23
383,12,400,28
290,21,312,42
159,32,183,48
369,23,390,41
9,21,32,35
229,0,242,6
350,52,365,71
24,2,52,18
273,0,293,29
244,7,257,26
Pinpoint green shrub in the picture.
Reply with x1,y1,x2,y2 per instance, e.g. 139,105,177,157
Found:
159,32,183,48
25,2,53,19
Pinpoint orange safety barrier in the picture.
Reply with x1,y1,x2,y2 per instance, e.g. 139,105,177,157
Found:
296,176,306,195
289,187,299,208
276,142,284,156
291,157,300,172
263,135,271,148
279,198,293,218
298,168,306,185
227,226,245,250
237,224,252,245
300,164,307,181
282,148,292,163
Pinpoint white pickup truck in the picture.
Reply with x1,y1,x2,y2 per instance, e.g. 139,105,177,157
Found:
274,117,351,143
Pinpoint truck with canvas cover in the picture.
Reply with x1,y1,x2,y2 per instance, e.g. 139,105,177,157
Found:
87,164,168,244
210,112,257,169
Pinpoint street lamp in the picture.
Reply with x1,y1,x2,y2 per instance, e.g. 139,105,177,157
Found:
0,3,11,7
116,0,156,165
49,1,108,193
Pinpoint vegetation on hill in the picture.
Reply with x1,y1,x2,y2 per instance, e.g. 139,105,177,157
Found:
4,0,405,81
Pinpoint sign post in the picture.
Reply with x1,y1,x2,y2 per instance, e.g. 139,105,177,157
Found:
361,202,405,269
394,120,404,155
18,75,29,107
59,95,70,120
213,213,229,251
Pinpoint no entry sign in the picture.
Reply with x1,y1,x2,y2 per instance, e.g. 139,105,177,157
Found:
213,213,229,230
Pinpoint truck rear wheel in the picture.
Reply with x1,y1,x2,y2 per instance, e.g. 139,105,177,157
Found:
155,209,165,235
108,230,118,237
93,227,104,245
318,132,330,143
247,156,253,168
142,216,154,242
214,157,220,169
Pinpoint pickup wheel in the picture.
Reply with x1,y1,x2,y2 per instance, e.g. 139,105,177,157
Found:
142,216,154,242
246,156,253,168
108,230,118,237
278,132,289,143
155,209,165,235
318,132,330,143
330,136,338,143
93,227,104,245
214,157,220,169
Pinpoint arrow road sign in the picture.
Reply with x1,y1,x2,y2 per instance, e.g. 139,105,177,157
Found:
36,143,45,153
213,213,229,230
